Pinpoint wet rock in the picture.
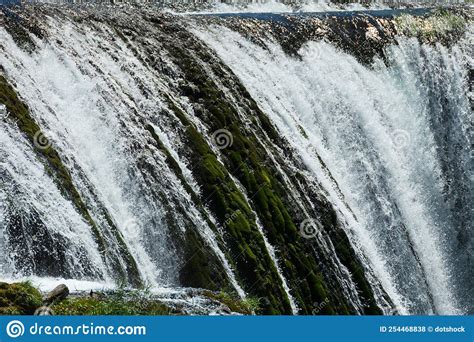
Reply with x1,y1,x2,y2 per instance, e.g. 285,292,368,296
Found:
43,284,69,305
215,305,232,315
366,24,381,41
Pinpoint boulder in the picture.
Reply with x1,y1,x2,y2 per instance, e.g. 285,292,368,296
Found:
43,284,69,305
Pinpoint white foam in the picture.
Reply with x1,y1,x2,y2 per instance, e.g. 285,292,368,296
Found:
195,26,469,314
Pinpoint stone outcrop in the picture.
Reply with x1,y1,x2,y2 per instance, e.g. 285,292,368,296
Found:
43,284,70,305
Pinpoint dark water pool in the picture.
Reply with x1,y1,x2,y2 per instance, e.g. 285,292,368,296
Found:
0,0,20,6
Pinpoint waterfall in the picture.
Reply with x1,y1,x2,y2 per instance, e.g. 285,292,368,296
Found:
0,13,242,289
195,24,472,314
0,4,471,314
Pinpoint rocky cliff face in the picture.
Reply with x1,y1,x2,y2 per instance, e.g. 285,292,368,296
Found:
0,4,471,315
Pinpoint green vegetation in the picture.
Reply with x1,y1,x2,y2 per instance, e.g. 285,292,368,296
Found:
202,291,260,315
0,15,388,315
0,282,42,315
162,86,292,314
160,24,383,314
0,282,258,316
52,291,172,316
164,38,340,314
0,75,105,251
145,123,233,291
395,9,466,42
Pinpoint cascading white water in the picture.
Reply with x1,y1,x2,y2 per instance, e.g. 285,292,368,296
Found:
0,15,247,293
195,26,472,314
0,120,108,279
0,24,162,284
0,4,471,315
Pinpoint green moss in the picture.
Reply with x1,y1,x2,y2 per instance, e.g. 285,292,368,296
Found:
163,34,383,314
330,230,381,314
395,9,466,42
163,92,291,314
178,227,228,290
297,125,308,139
0,76,106,250
166,43,338,314
52,289,258,316
0,306,22,315
202,291,259,315
145,123,233,291
0,282,42,315
145,123,197,201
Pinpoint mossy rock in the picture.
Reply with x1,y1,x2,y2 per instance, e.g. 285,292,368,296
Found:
394,9,467,44
0,306,23,315
162,48,294,314
160,24,383,315
0,282,42,315
145,123,234,291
